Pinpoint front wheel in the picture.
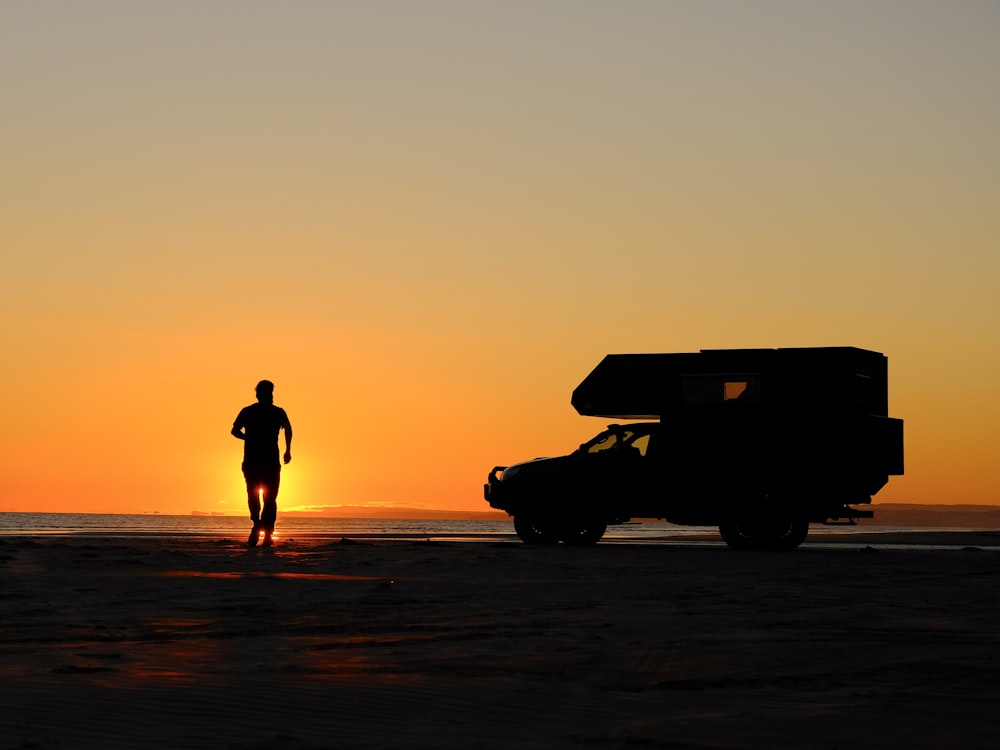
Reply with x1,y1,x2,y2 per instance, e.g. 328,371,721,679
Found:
513,516,560,544
719,516,809,551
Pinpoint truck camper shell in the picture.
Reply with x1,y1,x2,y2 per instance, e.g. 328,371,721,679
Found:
572,346,890,421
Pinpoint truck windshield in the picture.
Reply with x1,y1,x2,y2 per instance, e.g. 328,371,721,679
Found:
581,427,651,456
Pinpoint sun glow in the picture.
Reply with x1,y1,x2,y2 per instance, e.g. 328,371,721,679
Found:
3,4,999,515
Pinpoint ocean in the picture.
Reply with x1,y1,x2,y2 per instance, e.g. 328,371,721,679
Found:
0,512,703,543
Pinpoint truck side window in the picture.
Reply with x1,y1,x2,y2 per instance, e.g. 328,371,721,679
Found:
630,433,650,457
683,376,718,404
724,381,749,401
725,377,759,402
684,374,760,404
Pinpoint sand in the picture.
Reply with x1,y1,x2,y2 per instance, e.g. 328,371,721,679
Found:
3,531,1000,749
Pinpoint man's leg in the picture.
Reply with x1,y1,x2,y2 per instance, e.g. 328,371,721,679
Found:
260,469,281,546
244,463,262,547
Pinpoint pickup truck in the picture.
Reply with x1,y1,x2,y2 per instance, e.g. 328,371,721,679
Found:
485,347,904,549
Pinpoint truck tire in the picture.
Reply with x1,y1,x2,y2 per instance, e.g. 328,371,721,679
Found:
719,516,809,551
513,516,560,544
559,522,607,546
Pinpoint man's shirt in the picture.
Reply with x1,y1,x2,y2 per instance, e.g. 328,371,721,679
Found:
233,403,290,469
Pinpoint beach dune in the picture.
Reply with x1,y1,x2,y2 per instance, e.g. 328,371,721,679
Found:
2,534,999,749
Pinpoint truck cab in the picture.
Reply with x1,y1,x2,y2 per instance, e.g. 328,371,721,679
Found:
485,347,904,549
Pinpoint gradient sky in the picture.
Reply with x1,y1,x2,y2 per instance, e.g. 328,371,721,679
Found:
3,1,998,515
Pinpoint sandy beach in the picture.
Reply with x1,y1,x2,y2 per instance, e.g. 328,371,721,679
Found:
3,531,999,749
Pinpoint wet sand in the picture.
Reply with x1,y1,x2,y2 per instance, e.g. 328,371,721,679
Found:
3,531,999,749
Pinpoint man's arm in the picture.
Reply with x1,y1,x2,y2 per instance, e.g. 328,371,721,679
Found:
282,412,293,464
231,410,246,440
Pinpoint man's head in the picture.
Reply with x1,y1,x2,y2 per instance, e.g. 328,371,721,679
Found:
255,380,275,405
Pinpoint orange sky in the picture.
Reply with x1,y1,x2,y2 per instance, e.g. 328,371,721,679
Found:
2,3,999,515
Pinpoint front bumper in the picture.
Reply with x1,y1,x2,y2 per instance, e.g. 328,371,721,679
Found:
483,465,508,509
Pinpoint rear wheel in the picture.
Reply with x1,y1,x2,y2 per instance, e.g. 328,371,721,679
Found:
559,522,607,546
719,515,809,551
513,516,560,544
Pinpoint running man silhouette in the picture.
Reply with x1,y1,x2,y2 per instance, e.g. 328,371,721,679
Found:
231,380,292,547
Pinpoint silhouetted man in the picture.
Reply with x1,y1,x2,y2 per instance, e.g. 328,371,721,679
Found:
231,380,292,547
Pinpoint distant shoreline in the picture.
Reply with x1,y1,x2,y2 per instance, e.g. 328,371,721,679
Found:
859,503,1000,528
6,503,1000,530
